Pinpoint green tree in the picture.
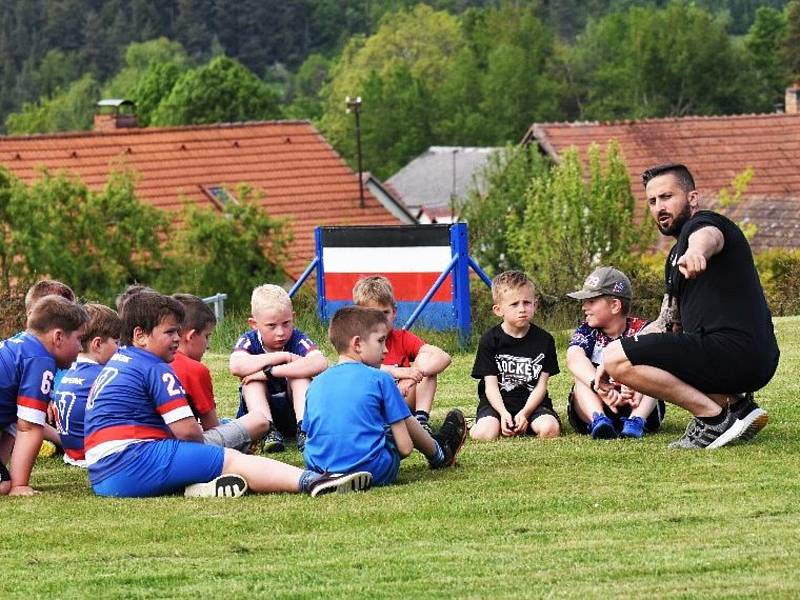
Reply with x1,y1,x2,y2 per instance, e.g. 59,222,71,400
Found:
160,186,289,308
129,62,185,127
5,74,100,134
103,37,188,99
507,141,654,296
459,144,550,276
781,0,800,79
150,55,282,126
284,53,332,120
745,7,788,111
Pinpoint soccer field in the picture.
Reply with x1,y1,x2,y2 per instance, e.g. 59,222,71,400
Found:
2,318,799,598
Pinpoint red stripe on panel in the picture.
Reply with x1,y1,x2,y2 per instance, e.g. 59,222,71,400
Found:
325,272,453,302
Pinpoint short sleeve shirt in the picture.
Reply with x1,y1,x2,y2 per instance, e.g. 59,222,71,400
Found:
383,329,426,368
471,324,559,412
53,358,104,462
170,351,215,418
568,317,649,366
232,328,317,358
0,332,56,427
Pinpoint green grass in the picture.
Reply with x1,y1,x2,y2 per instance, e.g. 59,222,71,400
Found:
3,318,800,598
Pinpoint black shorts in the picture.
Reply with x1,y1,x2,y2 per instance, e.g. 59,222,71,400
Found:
475,402,561,435
620,331,778,394
566,387,665,435
237,384,297,438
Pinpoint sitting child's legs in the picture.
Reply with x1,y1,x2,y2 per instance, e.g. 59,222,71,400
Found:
0,427,15,464
288,377,311,428
241,380,273,423
221,448,304,493
530,412,561,438
470,415,501,441
203,415,267,452
628,395,665,432
569,380,606,426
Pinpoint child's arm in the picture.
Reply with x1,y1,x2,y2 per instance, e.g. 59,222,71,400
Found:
168,416,205,442
8,419,44,495
513,374,550,434
229,350,295,378
484,376,515,435
413,344,451,377
566,346,598,391
242,350,328,383
199,408,220,430
389,419,413,457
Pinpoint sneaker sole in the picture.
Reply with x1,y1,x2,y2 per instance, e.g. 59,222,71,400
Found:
446,418,468,467
185,474,248,498
310,472,372,498
733,409,768,443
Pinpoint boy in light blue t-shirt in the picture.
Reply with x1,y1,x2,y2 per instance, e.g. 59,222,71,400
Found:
302,306,467,486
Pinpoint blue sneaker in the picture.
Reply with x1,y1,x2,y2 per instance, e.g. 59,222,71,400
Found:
590,412,617,439
621,416,645,439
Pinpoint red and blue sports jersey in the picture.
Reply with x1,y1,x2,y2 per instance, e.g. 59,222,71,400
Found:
53,358,104,465
232,327,317,358
568,316,649,366
0,332,56,428
84,347,194,478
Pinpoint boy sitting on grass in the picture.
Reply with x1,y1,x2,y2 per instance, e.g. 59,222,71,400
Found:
84,291,371,498
171,293,268,452
470,271,561,441
53,303,121,467
352,276,452,434
229,284,328,453
302,306,467,486
566,266,665,439
1,296,88,495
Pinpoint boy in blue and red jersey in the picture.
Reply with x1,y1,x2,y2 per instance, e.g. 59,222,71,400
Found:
0,295,88,496
53,303,121,467
229,284,328,453
85,291,370,498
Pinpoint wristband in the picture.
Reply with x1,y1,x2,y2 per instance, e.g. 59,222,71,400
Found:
262,364,274,379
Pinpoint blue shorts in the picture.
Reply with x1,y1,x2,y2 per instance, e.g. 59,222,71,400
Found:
91,439,225,497
371,435,401,486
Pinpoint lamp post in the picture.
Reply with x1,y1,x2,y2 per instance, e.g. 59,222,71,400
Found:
346,96,365,208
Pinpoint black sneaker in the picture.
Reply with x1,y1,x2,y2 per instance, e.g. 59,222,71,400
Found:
307,471,372,497
262,426,285,453
668,406,745,449
431,409,467,468
296,424,307,453
730,393,768,442
184,474,248,498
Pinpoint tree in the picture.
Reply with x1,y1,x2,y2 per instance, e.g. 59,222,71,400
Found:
745,7,788,111
159,186,289,308
5,74,100,134
781,0,800,80
102,37,188,99
150,55,282,126
506,141,654,297
130,61,184,127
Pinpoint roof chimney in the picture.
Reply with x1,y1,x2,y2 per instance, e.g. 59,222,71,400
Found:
786,84,800,115
94,99,138,132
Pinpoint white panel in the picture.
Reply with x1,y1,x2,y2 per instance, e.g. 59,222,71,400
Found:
323,246,452,273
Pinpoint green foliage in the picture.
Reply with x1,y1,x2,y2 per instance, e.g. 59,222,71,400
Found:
102,37,188,99
782,0,800,79
755,248,800,316
507,141,654,298
129,61,185,127
150,55,282,126
565,1,757,119
0,167,166,301
283,53,332,121
4,74,100,134
745,7,789,110
459,145,550,276
159,187,290,310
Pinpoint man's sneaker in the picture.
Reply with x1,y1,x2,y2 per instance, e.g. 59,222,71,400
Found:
620,416,645,439
262,426,285,453
669,406,745,449
296,424,307,453
184,474,248,498
590,412,617,439
431,409,467,468
730,393,768,442
308,471,372,497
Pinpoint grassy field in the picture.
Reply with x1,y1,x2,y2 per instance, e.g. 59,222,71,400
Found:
2,317,799,598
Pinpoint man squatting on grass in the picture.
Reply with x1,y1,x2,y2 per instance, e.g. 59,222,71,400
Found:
596,163,780,449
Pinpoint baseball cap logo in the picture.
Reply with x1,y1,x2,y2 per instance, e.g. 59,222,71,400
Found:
586,275,600,287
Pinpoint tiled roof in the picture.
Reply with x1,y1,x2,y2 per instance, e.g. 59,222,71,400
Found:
524,113,800,250
387,146,501,214
0,120,405,276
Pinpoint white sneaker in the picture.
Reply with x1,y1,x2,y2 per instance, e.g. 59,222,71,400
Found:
184,474,248,498
308,471,372,497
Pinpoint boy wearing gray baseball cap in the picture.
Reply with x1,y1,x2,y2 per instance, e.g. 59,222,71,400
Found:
565,266,665,439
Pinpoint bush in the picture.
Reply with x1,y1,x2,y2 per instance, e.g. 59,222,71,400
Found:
755,248,800,316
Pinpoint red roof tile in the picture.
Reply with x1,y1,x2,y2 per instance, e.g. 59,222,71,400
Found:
0,120,403,276
525,112,800,250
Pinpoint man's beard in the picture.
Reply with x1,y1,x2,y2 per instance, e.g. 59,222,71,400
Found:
658,203,692,237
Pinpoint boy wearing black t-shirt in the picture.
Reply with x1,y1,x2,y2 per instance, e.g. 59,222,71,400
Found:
470,271,561,441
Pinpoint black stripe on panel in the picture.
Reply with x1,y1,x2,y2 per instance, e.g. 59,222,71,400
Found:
321,225,451,248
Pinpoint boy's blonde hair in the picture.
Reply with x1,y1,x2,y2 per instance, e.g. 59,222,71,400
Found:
352,275,396,307
81,303,122,351
329,306,388,353
251,284,292,315
491,270,535,303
